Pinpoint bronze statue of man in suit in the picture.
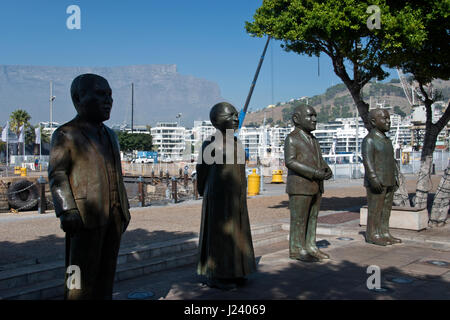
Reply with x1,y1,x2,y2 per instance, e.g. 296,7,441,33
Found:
48,74,131,299
362,108,401,246
285,105,332,262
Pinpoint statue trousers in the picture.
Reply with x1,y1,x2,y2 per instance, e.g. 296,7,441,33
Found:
366,186,395,238
65,201,124,300
288,193,322,254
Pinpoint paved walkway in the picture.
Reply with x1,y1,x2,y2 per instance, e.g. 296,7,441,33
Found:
112,232,450,300
0,175,448,301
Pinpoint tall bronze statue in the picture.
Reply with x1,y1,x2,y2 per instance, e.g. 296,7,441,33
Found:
285,106,332,262
48,74,131,299
362,108,401,246
196,102,256,290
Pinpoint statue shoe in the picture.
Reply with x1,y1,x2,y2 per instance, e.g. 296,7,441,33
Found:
234,277,248,287
290,252,320,262
306,247,330,260
206,278,237,291
428,220,439,227
366,234,389,246
386,234,402,244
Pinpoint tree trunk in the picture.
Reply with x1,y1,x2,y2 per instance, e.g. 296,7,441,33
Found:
413,93,440,209
413,154,433,209
393,168,410,206
430,165,450,224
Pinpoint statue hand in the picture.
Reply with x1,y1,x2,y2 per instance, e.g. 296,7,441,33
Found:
369,177,383,194
313,169,326,181
323,167,333,180
313,168,330,181
59,209,83,235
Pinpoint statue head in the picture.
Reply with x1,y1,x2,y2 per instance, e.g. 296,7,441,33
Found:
209,102,239,133
292,105,317,133
70,74,113,124
369,108,391,132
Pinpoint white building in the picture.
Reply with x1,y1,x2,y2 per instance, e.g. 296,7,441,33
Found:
40,121,60,136
150,122,186,161
190,120,216,160
267,126,293,159
238,127,265,161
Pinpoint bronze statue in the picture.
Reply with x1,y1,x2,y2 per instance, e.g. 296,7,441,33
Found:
196,102,256,290
48,74,131,299
284,105,332,262
362,108,401,246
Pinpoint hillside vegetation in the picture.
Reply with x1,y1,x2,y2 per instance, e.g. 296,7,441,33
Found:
243,79,450,127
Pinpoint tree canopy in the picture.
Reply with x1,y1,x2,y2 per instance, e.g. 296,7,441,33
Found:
116,131,153,152
245,0,442,130
9,109,31,136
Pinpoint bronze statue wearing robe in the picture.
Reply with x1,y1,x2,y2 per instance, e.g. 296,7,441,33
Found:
196,102,256,290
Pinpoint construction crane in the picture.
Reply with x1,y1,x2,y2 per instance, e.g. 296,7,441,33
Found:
238,36,271,132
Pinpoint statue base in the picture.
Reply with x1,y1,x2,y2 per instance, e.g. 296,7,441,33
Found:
360,205,429,231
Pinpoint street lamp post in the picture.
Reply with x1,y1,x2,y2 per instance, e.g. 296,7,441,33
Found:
50,81,56,130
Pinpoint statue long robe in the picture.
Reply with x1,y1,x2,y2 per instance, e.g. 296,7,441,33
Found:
196,134,256,279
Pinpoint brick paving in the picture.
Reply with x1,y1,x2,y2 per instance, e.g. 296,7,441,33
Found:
0,175,448,301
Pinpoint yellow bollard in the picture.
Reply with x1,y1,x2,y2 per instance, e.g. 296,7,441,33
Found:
247,169,260,196
271,170,284,183
14,166,21,175
20,167,27,177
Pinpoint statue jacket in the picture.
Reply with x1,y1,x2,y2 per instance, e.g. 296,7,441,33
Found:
284,127,330,195
362,128,398,188
48,116,131,230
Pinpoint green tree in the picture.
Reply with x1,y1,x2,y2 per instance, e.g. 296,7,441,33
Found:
246,0,397,130
9,109,32,155
9,109,31,137
317,106,331,123
116,131,153,152
393,106,406,118
382,0,450,208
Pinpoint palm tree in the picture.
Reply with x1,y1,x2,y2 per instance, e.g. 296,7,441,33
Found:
9,109,31,155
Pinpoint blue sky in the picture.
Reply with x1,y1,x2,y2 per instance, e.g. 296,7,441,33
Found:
0,0,388,112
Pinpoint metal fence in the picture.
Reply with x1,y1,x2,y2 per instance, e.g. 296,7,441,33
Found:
325,151,450,180
122,162,197,177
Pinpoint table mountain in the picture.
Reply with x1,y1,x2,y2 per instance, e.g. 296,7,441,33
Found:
0,64,224,127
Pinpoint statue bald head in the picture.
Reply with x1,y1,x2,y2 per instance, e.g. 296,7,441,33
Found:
70,74,113,123
209,102,239,132
369,108,391,132
292,105,317,133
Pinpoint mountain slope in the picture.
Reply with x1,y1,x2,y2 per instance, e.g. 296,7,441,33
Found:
0,65,224,127
243,80,450,126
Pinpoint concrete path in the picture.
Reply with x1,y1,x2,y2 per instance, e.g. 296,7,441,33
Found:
0,175,448,301
111,231,449,300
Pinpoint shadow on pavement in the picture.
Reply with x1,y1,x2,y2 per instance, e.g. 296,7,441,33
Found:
0,228,198,269
166,258,449,300
268,196,367,212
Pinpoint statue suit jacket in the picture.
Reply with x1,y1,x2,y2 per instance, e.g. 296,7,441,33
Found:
284,127,330,195
48,115,131,229
362,128,398,188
